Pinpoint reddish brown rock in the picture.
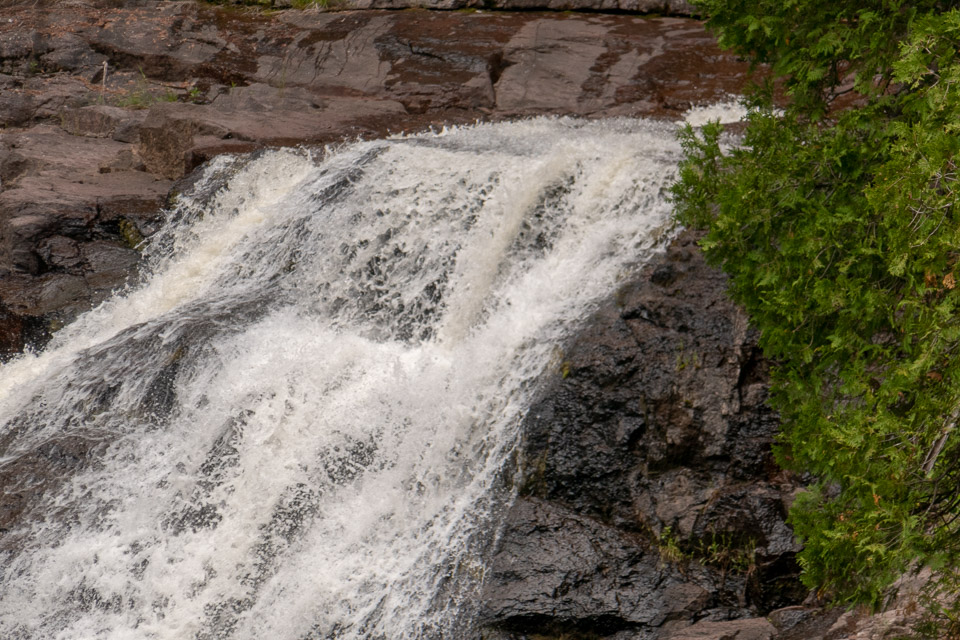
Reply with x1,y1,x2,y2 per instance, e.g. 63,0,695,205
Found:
663,618,778,640
0,123,170,356
59,104,145,140
0,1,752,359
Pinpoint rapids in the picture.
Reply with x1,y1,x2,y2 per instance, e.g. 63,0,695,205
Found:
0,117,685,639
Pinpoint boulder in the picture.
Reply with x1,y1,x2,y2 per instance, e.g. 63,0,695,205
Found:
37,32,107,79
136,102,229,179
479,497,725,635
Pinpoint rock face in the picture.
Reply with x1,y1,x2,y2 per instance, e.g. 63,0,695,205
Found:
475,231,808,639
0,124,170,351
0,1,749,358
471,234,933,640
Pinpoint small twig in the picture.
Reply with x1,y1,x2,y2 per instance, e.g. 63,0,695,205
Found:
101,60,108,102
922,405,960,476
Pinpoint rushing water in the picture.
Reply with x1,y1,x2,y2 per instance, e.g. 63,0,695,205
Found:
0,117,684,639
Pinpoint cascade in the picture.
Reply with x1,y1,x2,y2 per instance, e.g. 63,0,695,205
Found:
0,117,684,639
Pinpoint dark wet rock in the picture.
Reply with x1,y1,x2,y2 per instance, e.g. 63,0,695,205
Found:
473,228,928,639
0,270,91,319
37,234,83,270
513,232,786,536
32,273,91,316
476,231,806,638
0,304,25,359
479,496,756,638
81,240,139,291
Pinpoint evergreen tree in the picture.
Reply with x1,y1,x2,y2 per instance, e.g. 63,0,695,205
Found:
673,0,960,619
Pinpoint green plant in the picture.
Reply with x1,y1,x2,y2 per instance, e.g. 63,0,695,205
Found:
290,0,330,8
114,68,179,109
656,526,685,567
913,570,960,639
674,0,960,613
116,88,178,109
117,218,145,251
674,342,701,372
692,531,757,577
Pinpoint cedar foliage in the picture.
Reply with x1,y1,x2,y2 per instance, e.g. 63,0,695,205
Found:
672,1,960,611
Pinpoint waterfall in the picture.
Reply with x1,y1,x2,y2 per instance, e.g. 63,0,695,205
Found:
0,117,683,640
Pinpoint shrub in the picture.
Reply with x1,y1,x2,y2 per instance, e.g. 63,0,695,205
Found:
673,1,960,609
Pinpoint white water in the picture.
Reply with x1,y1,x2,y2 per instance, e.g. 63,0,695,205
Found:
0,117,683,640
682,97,749,127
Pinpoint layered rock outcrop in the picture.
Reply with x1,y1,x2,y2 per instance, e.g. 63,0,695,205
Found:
230,0,697,16
0,1,748,358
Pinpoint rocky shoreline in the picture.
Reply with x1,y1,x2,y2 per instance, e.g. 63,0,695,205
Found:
0,2,930,638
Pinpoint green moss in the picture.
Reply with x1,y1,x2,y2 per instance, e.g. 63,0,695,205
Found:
290,0,331,8
517,449,548,498
118,218,145,251
47,316,65,334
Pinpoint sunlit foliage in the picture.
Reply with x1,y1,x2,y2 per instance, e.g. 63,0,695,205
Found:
673,0,960,611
